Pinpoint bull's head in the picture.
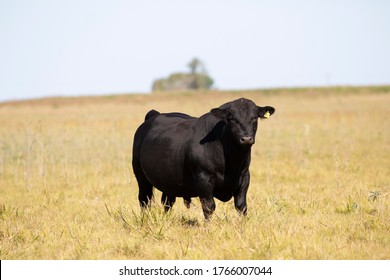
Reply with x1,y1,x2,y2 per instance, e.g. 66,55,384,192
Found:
211,98,275,147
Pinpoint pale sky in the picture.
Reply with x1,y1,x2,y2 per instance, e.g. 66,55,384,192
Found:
1,0,389,101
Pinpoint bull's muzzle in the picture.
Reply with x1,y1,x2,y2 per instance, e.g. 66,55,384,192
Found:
240,136,254,145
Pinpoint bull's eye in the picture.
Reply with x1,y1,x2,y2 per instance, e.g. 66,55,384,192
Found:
252,119,258,130
229,118,239,125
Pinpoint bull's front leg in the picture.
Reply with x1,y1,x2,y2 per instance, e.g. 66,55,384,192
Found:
234,170,250,216
196,172,216,221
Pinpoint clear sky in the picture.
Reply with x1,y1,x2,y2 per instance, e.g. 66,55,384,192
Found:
1,0,389,101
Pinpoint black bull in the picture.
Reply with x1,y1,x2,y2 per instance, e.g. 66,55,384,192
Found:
132,98,275,220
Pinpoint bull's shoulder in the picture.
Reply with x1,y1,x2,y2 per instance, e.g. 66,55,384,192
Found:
193,113,225,143
188,113,225,162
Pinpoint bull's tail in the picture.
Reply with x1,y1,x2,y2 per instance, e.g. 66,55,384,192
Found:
145,109,160,121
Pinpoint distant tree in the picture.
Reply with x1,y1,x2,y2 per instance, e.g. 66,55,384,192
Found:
152,58,214,92
194,73,213,89
188,58,202,74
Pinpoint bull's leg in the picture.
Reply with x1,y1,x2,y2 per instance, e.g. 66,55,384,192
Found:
234,193,248,216
196,172,216,221
200,197,216,221
161,193,176,212
234,170,250,216
183,197,191,209
134,169,154,209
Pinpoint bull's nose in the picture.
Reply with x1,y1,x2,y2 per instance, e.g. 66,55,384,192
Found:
240,136,254,145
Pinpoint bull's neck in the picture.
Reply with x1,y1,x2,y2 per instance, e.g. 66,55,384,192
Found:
203,117,251,171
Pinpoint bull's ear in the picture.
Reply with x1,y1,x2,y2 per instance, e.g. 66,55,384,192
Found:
210,108,229,119
258,106,275,119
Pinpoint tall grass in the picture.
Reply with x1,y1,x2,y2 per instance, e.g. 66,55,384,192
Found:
0,87,389,259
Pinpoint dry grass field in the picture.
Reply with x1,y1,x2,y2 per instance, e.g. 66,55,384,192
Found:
0,87,389,259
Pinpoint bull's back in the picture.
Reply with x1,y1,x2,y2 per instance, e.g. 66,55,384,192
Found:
135,113,197,196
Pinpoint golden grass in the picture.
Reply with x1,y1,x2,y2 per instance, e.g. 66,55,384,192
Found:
0,87,389,259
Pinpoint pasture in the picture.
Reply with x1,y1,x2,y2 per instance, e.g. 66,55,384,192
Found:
0,87,389,259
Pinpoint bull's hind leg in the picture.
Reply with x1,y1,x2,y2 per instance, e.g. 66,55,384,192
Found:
200,197,216,221
161,193,176,212
134,169,154,209
183,197,191,209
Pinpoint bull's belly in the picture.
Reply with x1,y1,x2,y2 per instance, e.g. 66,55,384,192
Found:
141,159,238,200
214,190,233,202
145,172,191,197
140,156,197,197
